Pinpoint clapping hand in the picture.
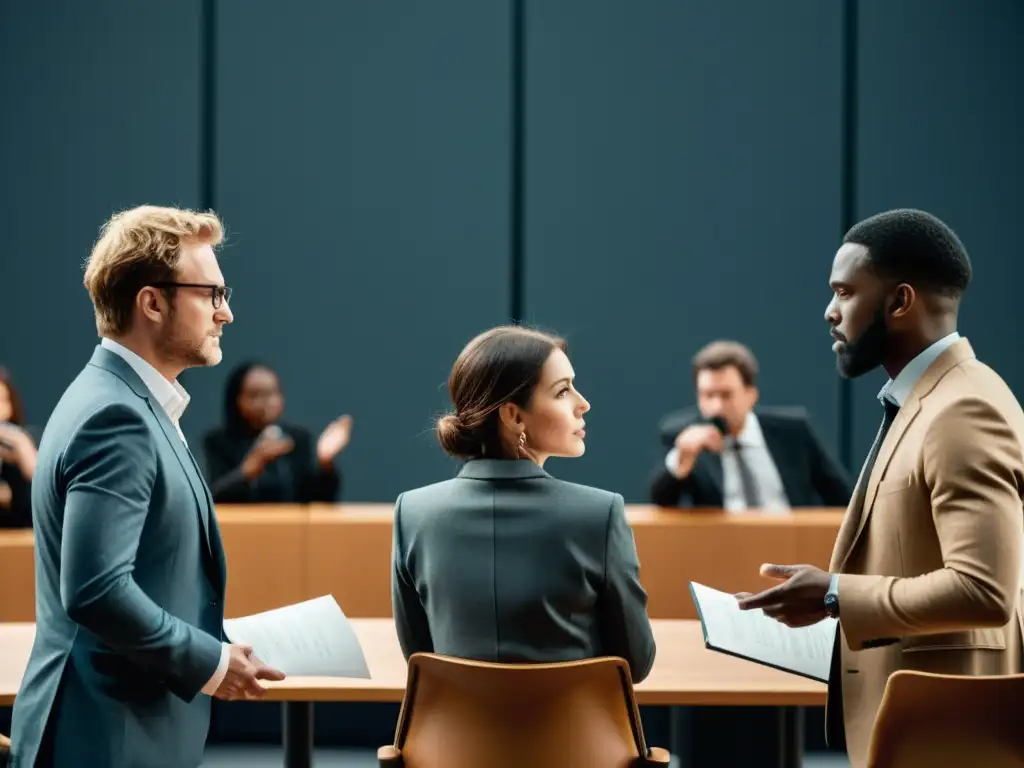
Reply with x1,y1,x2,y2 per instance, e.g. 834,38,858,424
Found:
0,424,36,478
317,415,353,466
241,434,294,480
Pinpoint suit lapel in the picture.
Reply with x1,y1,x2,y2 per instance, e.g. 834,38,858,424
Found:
830,445,873,571
180,435,227,591
145,401,222,587
760,418,804,504
88,346,223,590
836,399,922,571
701,453,724,501
204,500,228,594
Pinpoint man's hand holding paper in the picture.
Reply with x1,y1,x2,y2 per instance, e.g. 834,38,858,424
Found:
690,581,836,683
213,644,286,701
736,563,833,628
223,595,371,679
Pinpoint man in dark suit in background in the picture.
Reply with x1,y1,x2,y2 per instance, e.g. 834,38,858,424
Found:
650,340,852,510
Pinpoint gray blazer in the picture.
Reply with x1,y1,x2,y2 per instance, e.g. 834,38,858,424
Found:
391,459,656,683
10,347,227,768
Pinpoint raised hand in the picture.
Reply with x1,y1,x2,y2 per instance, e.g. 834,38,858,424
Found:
317,415,353,465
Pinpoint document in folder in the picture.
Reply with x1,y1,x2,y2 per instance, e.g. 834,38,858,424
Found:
223,595,371,678
689,581,836,683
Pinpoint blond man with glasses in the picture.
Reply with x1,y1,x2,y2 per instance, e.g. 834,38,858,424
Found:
10,205,284,768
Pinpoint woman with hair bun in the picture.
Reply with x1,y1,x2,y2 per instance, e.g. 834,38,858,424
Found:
390,326,655,683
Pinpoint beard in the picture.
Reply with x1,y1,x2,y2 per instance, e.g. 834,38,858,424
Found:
836,303,888,379
155,309,218,369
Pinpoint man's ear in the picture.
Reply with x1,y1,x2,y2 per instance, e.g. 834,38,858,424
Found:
890,283,915,317
136,286,168,324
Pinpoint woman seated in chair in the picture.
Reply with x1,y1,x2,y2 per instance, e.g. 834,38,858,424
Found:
0,368,36,529
390,326,656,683
203,361,352,504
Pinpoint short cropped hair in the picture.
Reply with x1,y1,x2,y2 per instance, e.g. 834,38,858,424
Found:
83,205,224,336
692,340,758,388
843,209,972,298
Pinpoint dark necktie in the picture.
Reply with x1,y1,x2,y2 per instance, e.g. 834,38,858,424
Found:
859,398,901,498
830,398,902,603
839,397,901,544
733,441,763,509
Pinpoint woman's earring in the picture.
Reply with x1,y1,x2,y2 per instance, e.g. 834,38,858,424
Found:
518,431,527,452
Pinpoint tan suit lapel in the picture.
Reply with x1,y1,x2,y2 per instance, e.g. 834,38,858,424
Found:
831,338,976,572
839,398,922,569
830,449,872,571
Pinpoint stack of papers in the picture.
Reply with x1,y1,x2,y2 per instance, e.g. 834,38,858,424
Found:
223,595,371,678
689,581,836,683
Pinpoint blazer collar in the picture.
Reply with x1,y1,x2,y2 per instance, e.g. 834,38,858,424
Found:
901,337,975,407
88,345,155,402
457,459,551,481
878,331,961,408
99,338,190,424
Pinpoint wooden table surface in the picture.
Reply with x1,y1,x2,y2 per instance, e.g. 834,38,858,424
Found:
0,505,844,623
0,619,825,708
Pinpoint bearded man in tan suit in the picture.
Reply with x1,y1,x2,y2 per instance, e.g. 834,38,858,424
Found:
737,208,1024,767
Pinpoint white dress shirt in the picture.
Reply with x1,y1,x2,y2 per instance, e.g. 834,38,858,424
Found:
100,338,230,695
828,331,962,598
878,331,960,409
664,412,792,513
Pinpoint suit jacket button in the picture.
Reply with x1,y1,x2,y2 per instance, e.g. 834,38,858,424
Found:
210,600,218,607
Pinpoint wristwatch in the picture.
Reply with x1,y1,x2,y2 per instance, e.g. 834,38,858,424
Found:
824,574,840,619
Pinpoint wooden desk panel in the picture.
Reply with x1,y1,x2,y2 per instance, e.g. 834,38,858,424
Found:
0,622,32,705
218,509,309,618
295,505,842,621
305,505,395,619
793,516,844,571
631,508,796,618
0,619,826,708
0,530,35,623
0,506,843,623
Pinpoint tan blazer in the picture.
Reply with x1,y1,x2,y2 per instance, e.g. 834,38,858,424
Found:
826,338,1024,767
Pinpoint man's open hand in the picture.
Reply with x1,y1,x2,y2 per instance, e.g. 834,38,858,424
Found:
735,563,832,628
214,644,286,700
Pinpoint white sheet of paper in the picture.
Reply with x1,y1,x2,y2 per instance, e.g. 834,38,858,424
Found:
689,581,836,683
223,595,371,678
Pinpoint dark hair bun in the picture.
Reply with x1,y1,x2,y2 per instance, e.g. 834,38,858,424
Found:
436,413,479,459
438,326,567,460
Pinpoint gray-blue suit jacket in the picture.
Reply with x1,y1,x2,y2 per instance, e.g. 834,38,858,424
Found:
391,459,656,683
10,346,227,768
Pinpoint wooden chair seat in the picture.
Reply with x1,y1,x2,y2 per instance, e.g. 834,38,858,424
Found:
379,653,669,768
868,669,1024,767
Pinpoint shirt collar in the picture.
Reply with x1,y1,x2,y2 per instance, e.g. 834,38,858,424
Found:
734,411,766,448
100,337,190,424
878,331,961,407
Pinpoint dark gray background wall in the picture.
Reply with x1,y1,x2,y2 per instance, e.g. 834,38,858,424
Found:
2,0,1021,503
851,0,1024,459
523,1,845,492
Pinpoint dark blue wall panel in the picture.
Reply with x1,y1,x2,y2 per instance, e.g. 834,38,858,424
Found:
522,0,845,500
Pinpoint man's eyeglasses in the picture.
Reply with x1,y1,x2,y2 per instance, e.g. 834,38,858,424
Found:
152,282,232,309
